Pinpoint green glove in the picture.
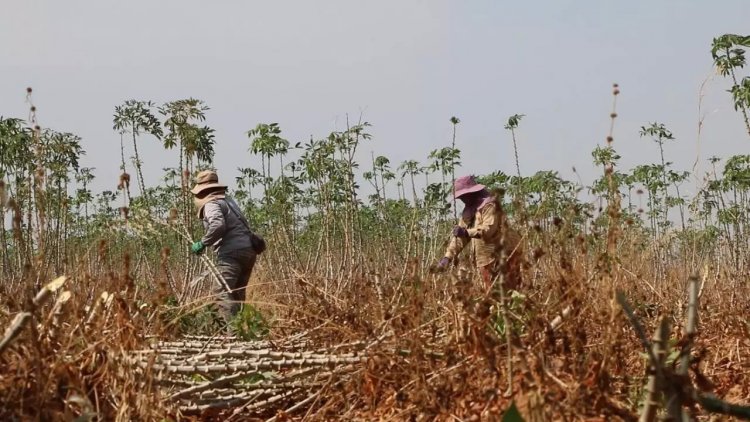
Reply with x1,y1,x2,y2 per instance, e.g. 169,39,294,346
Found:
191,241,205,255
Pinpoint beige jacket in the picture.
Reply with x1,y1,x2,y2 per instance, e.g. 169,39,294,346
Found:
444,198,522,268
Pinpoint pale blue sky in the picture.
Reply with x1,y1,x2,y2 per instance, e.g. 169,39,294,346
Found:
2,0,749,200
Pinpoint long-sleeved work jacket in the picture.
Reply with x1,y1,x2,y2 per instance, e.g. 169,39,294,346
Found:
444,198,522,269
200,197,253,255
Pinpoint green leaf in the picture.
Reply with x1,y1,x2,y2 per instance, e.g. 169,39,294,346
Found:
502,401,526,422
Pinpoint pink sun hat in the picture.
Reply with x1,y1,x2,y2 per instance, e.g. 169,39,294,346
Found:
453,175,486,198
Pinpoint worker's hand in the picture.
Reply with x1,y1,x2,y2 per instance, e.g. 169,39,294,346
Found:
191,241,206,255
452,226,469,238
437,257,451,269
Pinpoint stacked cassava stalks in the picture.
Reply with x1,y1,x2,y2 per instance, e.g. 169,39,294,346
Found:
129,335,366,416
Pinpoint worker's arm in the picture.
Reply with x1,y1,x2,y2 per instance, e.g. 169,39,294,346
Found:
467,202,500,240
444,218,471,259
201,201,227,246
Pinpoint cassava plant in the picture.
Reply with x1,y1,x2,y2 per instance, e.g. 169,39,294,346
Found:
505,113,524,178
711,34,750,139
113,100,163,199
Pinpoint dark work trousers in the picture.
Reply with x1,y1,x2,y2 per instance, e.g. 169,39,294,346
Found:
214,247,257,328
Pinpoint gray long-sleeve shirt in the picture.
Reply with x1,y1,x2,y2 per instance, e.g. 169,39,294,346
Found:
201,197,253,255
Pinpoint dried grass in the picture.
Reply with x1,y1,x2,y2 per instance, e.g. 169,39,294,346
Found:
3,219,748,421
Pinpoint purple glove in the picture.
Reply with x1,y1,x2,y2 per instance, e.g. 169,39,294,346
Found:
452,226,469,238
437,257,451,269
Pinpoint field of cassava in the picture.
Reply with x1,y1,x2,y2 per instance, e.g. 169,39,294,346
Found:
3,34,750,421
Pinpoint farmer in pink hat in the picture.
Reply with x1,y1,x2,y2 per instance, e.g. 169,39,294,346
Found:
436,175,523,291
